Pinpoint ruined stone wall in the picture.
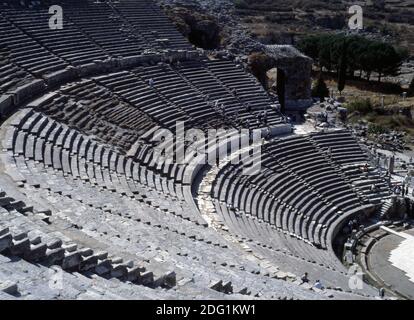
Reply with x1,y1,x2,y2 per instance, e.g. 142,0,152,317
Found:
264,45,313,111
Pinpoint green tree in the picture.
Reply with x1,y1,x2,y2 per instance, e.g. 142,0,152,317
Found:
297,36,320,62
298,34,408,82
347,35,369,78
318,35,336,71
369,42,405,82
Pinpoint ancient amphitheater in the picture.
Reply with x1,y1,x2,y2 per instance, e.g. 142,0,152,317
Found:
0,0,412,300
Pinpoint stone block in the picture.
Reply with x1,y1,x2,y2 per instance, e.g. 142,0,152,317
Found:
110,264,128,279
0,281,18,295
25,243,47,261
95,259,112,276
10,238,31,256
62,251,82,270
0,233,13,253
45,247,65,265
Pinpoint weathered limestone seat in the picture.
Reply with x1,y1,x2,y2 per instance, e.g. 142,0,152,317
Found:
212,134,377,249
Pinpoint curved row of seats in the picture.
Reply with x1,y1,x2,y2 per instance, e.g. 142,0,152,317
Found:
309,130,391,204
172,60,284,129
95,70,192,130
0,108,352,299
33,79,157,152
111,0,191,50
4,109,200,221
0,0,381,300
212,133,380,249
212,199,358,288
1,0,286,133
0,14,68,77
206,60,278,113
0,256,183,299
0,204,174,288
64,1,151,58
0,48,34,96
2,7,108,67
0,0,190,87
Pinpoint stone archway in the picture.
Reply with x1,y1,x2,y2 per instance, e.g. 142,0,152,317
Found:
263,45,313,111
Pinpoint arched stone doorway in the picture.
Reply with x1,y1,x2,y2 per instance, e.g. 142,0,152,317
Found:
263,45,313,111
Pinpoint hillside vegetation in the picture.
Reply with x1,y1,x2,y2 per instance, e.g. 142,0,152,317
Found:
233,0,414,54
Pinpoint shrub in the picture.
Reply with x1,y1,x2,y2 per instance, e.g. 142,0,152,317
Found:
368,123,388,135
346,99,373,115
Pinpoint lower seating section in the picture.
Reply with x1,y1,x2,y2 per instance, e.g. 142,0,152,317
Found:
0,204,175,290
0,108,368,300
0,255,182,299
309,130,391,204
94,70,194,131
212,133,384,249
87,61,285,133
32,79,157,153
212,199,354,285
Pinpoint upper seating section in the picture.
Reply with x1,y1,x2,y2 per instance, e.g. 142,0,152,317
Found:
173,59,284,129
0,14,69,77
63,1,150,58
0,47,34,95
0,0,191,79
2,5,108,67
0,0,286,131
111,0,192,51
